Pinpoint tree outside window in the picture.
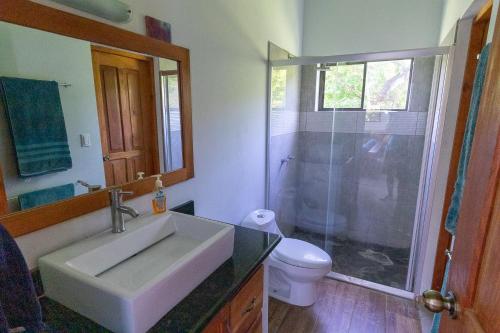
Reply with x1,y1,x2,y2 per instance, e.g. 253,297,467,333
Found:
271,68,287,110
319,59,412,111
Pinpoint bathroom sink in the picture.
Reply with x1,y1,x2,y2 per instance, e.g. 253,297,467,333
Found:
39,212,235,333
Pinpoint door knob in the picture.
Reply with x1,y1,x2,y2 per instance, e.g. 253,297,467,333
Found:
417,290,457,318
103,154,111,161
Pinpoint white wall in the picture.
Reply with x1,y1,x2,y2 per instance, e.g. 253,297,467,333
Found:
0,22,105,209
440,0,499,44
302,0,443,56
488,0,500,41
440,0,475,43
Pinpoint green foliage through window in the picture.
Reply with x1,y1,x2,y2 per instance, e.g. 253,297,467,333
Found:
323,63,364,109
319,59,412,111
271,68,287,109
365,59,412,110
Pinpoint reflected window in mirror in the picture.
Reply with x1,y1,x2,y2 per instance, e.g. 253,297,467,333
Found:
159,59,184,172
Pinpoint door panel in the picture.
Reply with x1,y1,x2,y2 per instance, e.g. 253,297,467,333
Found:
106,159,128,186
125,70,145,150
116,68,133,153
432,10,491,292
474,188,500,332
440,7,500,332
92,46,159,187
101,66,125,153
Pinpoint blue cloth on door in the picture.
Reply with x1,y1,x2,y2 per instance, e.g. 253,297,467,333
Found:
445,43,490,235
0,77,72,177
0,223,45,332
431,258,451,333
18,183,75,210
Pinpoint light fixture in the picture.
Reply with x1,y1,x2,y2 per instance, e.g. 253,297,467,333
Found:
50,0,132,23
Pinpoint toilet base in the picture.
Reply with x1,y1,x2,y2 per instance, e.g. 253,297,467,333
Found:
270,280,318,307
268,254,329,307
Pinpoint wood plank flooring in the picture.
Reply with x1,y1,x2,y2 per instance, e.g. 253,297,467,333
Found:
269,278,421,333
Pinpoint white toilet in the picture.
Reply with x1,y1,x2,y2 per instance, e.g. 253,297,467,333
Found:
242,209,332,307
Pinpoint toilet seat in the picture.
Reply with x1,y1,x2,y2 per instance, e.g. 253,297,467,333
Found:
273,238,331,269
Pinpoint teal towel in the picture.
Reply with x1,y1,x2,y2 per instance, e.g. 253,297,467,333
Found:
431,259,451,332
18,183,74,210
445,43,490,235
0,77,72,177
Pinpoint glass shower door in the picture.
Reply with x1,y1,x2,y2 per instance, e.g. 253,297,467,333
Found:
324,55,447,290
268,45,449,292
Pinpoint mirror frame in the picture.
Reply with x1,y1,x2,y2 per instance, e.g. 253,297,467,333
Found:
0,0,194,237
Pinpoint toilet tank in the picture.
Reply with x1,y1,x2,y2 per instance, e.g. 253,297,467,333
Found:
242,209,281,235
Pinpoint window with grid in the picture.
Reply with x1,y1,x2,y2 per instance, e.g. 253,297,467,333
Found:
318,59,413,111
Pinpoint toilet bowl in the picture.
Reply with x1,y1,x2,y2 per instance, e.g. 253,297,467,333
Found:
242,210,332,307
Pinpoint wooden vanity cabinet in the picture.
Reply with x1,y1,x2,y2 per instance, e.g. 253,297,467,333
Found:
203,266,263,333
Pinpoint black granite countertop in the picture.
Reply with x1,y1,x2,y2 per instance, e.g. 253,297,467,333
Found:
39,225,280,333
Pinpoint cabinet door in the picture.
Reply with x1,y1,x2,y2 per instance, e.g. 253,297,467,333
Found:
248,313,262,333
230,267,264,333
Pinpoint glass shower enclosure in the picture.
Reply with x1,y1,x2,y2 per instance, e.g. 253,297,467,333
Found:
266,45,449,293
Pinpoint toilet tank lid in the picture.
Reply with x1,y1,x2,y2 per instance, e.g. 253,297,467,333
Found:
243,209,275,226
274,238,332,269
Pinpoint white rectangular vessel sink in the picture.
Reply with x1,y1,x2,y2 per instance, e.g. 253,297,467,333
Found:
39,212,235,333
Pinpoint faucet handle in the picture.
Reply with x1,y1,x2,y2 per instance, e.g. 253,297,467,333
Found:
109,188,134,202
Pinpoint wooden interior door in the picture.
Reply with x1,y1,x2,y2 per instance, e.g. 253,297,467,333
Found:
92,46,159,186
439,9,500,333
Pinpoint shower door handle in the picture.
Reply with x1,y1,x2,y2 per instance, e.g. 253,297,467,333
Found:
417,290,458,318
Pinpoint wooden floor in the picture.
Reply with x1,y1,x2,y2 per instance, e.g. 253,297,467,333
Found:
269,278,421,333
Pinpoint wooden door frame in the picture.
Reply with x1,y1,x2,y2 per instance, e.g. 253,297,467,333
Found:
441,3,500,330
0,165,7,215
431,0,492,291
91,45,160,186
0,0,194,237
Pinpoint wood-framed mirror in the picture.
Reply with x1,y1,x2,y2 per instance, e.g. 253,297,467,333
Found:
0,0,194,237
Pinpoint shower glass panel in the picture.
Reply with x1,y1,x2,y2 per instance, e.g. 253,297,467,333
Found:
268,63,305,236
268,46,448,291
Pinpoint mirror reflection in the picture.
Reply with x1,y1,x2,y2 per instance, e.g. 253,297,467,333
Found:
0,21,184,213
159,60,183,172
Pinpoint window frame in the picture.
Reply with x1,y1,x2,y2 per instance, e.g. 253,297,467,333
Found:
317,58,414,112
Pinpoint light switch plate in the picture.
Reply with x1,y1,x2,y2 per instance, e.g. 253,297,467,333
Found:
80,133,91,147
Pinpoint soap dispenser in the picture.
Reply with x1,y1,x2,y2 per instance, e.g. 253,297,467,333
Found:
152,175,167,214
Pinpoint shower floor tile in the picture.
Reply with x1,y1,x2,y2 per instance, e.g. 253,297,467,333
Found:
291,228,410,290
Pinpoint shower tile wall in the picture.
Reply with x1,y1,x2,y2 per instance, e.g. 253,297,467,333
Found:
270,57,436,289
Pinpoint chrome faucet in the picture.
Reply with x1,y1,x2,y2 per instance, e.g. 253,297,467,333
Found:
109,188,140,233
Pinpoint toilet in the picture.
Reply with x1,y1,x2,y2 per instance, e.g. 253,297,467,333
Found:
242,209,332,307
